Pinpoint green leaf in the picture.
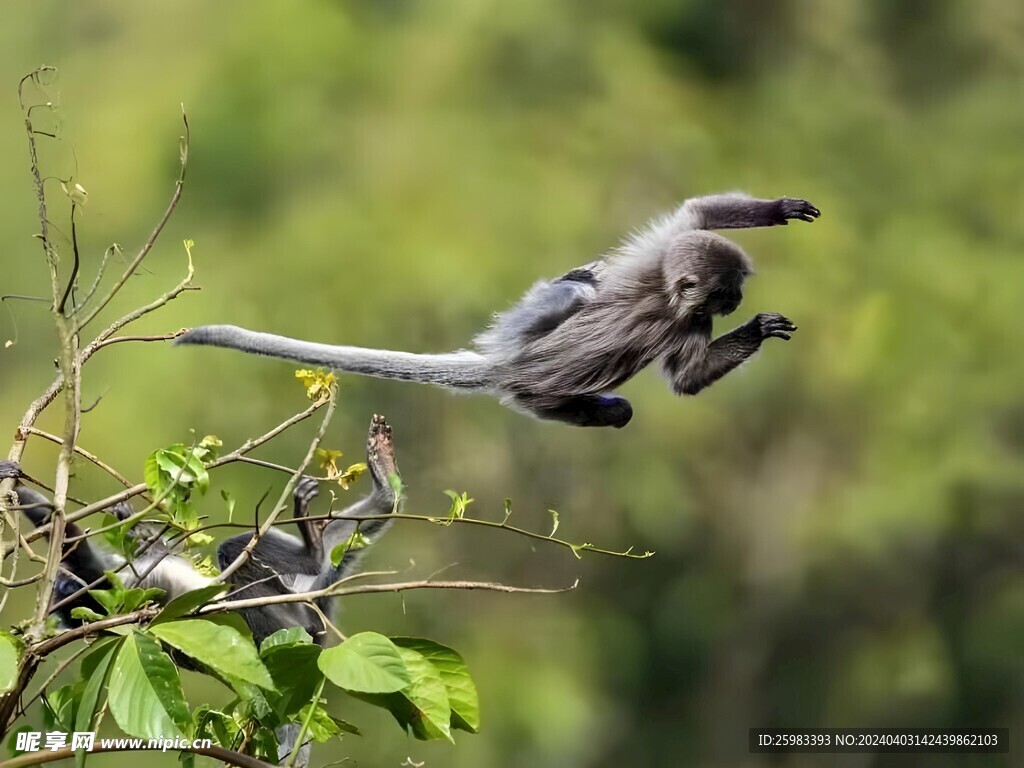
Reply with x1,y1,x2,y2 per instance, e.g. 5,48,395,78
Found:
151,584,229,626
193,706,239,748
149,619,275,690
108,631,190,739
70,607,104,623
260,627,314,656
44,683,78,730
156,448,199,486
0,631,23,694
318,632,410,694
329,532,371,567
355,645,452,742
297,702,341,743
75,638,121,768
264,643,323,720
248,724,280,761
203,611,254,642
393,637,480,733
387,472,404,499
87,588,121,616
225,675,275,724
122,587,164,613
143,451,163,497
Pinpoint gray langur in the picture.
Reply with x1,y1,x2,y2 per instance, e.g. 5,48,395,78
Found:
178,193,820,428
0,414,401,646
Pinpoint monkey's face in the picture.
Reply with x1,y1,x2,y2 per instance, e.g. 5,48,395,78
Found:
705,272,745,316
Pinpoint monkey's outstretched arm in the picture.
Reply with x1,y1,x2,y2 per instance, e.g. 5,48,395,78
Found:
679,194,820,231
663,313,797,396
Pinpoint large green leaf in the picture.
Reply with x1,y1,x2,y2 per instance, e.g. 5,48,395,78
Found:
150,585,229,626
149,619,274,690
318,632,409,694
263,643,323,719
393,637,480,733
75,638,121,768
0,631,21,694
355,646,453,742
108,632,190,739
202,611,254,641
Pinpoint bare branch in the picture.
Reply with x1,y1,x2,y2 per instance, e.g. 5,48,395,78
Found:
206,577,577,614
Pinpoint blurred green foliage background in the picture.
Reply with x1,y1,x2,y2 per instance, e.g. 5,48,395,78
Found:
2,1,1023,766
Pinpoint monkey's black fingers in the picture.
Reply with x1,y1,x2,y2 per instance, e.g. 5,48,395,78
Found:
0,460,22,480
753,312,797,340
776,198,820,224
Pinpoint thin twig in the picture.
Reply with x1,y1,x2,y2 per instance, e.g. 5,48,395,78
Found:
206,577,578,614
73,243,118,313
90,330,186,350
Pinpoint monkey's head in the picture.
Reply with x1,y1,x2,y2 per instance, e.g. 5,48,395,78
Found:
667,232,753,318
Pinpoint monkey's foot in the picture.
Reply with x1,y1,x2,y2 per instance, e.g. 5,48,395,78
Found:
534,394,634,429
367,414,399,490
293,476,319,516
292,475,327,548
773,198,820,224
753,312,797,341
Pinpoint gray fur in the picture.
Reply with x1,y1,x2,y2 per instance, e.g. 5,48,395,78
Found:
177,193,819,427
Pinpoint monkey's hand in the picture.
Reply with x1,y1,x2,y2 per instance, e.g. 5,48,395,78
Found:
745,312,797,342
772,198,820,225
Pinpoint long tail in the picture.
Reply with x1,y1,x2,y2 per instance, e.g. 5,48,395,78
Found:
176,325,492,390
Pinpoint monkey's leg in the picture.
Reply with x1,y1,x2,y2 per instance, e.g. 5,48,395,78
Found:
667,313,796,395
321,414,401,563
528,394,634,429
475,270,599,353
682,194,819,230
